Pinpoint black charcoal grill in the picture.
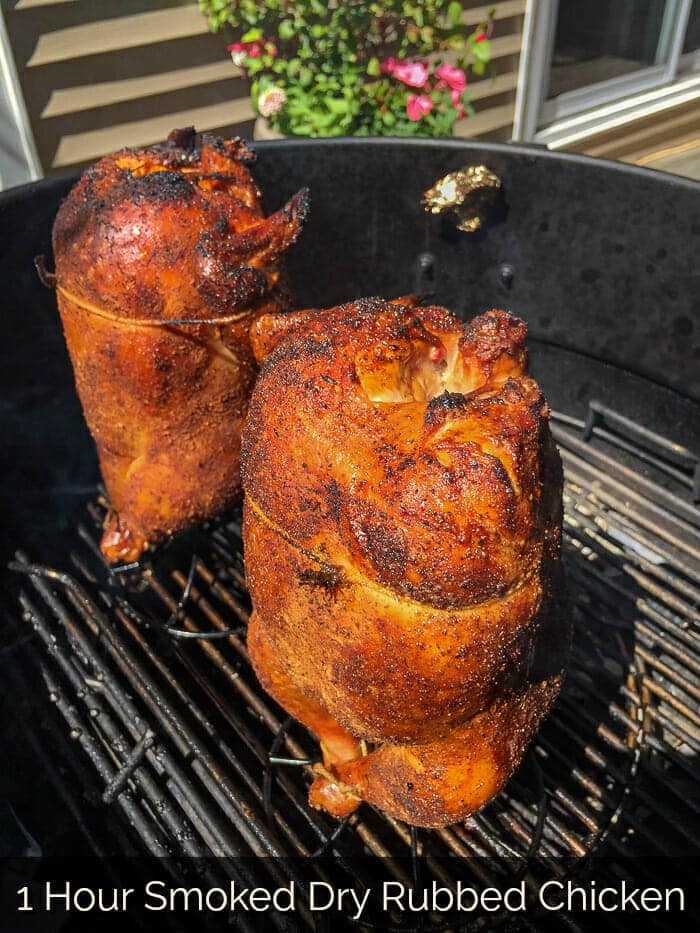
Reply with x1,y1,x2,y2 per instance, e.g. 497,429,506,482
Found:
0,139,698,931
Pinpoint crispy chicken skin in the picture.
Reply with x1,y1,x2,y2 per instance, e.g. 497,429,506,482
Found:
51,128,308,563
242,299,568,827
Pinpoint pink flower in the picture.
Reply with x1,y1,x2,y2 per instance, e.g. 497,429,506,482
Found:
475,32,487,42
228,38,264,66
406,94,433,121
380,57,398,74
435,63,466,93
393,60,429,88
258,86,287,118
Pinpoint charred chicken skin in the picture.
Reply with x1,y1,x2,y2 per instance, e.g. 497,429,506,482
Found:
51,128,308,563
242,299,568,827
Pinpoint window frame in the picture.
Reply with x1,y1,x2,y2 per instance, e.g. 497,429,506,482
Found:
513,0,699,145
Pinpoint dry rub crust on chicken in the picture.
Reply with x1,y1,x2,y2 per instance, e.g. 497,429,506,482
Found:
242,298,568,828
51,128,308,563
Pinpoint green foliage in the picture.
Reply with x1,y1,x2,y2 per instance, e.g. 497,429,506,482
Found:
199,0,494,138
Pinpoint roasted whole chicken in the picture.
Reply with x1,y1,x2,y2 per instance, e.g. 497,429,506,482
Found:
50,128,308,563
242,299,568,827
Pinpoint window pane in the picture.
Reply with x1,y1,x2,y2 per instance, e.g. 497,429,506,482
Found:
547,0,674,99
683,0,700,52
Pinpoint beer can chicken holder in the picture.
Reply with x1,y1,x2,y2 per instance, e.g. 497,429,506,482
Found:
1,139,698,931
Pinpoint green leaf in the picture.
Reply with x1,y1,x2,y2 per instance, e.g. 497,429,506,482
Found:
448,2,462,26
472,58,485,76
473,38,491,61
298,66,314,87
241,27,262,42
278,19,295,40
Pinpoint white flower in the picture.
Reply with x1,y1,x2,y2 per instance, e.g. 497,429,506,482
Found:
258,86,287,118
230,49,247,67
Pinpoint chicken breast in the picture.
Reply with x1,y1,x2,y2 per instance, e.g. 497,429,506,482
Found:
242,298,568,827
51,128,308,562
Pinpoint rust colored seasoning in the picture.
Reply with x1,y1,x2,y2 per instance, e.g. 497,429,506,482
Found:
242,299,569,827
50,128,308,563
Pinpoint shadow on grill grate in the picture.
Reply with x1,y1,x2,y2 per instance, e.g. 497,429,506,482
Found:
7,405,700,930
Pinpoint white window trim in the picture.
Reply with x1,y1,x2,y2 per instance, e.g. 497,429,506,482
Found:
0,8,41,189
513,0,699,147
535,71,700,149
540,64,672,125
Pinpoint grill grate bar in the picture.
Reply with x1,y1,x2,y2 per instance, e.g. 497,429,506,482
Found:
18,592,171,858
8,404,700,929
552,423,700,531
563,488,700,596
559,459,700,561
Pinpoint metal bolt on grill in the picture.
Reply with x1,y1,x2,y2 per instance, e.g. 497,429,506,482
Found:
7,401,700,930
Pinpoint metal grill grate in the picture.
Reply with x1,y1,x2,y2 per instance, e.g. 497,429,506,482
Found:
7,404,700,930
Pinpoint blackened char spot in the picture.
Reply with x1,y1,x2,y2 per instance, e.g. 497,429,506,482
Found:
424,390,467,426
132,170,193,202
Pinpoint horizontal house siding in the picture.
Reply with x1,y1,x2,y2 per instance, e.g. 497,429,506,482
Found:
568,98,700,166
3,0,253,174
454,0,526,143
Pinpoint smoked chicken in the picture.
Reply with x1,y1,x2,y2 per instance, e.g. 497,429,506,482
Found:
242,299,568,828
50,128,308,563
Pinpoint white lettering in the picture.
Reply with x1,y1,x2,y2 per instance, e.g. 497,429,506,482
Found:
169,887,204,911
248,890,271,912
383,881,405,910
432,884,453,912
72,889,96,913
204,889,228,912
567,884,587,910
640,889,661,912
504,882,526,912
17,886,32,912
309,882,335,911
598,887,618,912
345,888,371,921
144,880,168,911
45,883,71,910
272,883,295,912
666,888,685,911
540,880,564,911
480,888,502,912
457,883,478,911
229,884,255,911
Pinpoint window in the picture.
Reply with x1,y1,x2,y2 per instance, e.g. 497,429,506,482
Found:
514,0,700,143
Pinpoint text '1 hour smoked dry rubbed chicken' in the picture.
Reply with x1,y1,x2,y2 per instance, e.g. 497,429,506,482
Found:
46,128,308,563
242,298,569,828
